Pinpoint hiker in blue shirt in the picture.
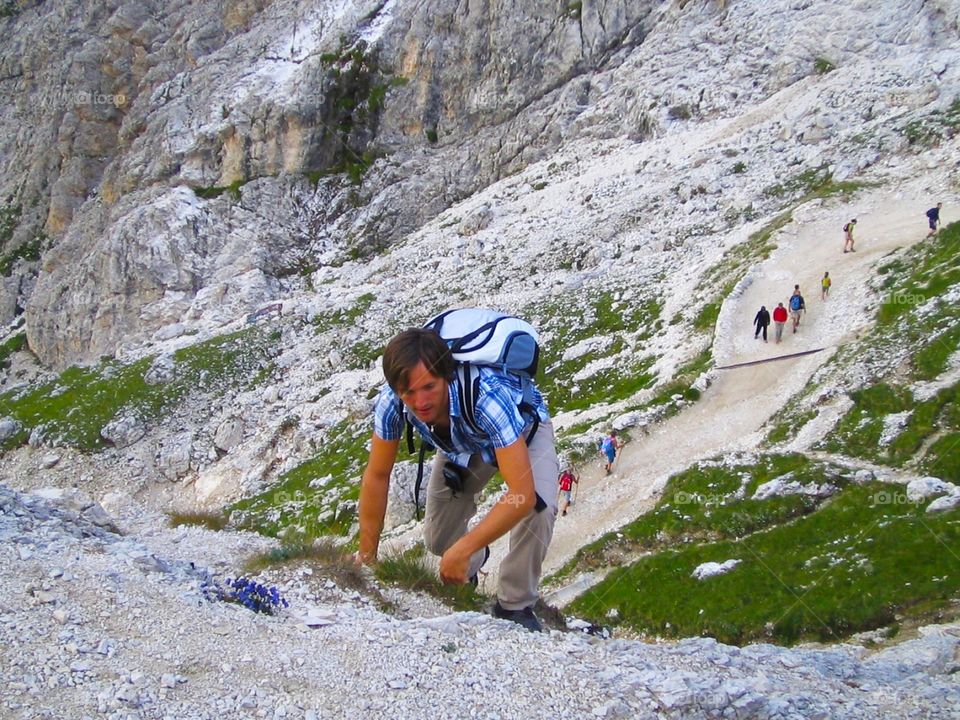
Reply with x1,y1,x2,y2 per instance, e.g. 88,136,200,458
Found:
356,328,558,632
600,430,621,475
789,286,806,333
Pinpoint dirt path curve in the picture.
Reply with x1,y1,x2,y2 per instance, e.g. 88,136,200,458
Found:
535,184,953,591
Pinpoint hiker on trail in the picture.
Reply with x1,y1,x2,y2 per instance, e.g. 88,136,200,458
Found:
772,302,788,343
600,430,622,475
753,305,771,343
789,286,806,333
557,467,579,517
821,272,832,300
843,218,857,253
356,319,558,633
926,203,942,238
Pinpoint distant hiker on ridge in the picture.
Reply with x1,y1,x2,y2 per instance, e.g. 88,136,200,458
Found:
821,271,832,300
753,305,771,343
772,302,788,343
356,313,558,633
926,202,942,238
843,218,857,253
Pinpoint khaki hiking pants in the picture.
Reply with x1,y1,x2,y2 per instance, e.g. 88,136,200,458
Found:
422,422,559,611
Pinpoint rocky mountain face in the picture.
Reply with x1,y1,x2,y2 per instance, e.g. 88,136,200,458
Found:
3,0,656,367
4,0,955,369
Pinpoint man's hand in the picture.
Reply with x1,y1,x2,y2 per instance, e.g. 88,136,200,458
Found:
438,544,471,585
353,549,377,567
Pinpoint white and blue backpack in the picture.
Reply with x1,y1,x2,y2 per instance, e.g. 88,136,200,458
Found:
407,308,546,517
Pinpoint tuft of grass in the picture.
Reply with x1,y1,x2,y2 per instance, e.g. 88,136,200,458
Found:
375,546,486,612
313,292,377,334
193,180,246,202
566,480,960,646
762,165,870,203
168,510,229,531
813,57,835,75
244,538,365,583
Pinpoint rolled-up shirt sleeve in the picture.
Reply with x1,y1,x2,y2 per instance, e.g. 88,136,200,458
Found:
373,386,404,441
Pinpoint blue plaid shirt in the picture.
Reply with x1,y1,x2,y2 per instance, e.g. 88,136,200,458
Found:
373,367,549,467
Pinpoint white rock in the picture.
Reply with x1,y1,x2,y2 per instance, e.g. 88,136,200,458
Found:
692,559,741,580
926,493,960,514
906,477,955,502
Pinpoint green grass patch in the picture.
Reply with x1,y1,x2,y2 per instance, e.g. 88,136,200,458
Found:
549,454,840,585
0,232,45,276
0,326,278,452
924,432,960,482
568,482,960,645
694,212,791,334
821,381,960,478
228,420,369,539
814,57,835,75
766,408,816,445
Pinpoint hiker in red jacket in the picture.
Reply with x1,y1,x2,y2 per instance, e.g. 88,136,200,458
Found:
772,302,788,344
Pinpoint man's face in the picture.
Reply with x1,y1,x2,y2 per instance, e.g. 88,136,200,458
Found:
399,361,449,426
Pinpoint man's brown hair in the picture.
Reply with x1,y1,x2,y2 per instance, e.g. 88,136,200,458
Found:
382,328,455,393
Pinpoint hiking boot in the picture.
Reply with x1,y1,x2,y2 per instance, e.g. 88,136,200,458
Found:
492,601,543,632
469,546,490,587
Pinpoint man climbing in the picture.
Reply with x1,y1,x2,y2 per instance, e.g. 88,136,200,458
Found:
926,202,942,238
557,466,579,517
356,325,558,632
843,218,857,253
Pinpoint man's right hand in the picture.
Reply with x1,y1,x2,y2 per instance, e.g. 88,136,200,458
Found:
354,549,377,567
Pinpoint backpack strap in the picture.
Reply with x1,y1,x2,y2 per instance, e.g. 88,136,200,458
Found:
399,397,434,521
413,441,429,521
